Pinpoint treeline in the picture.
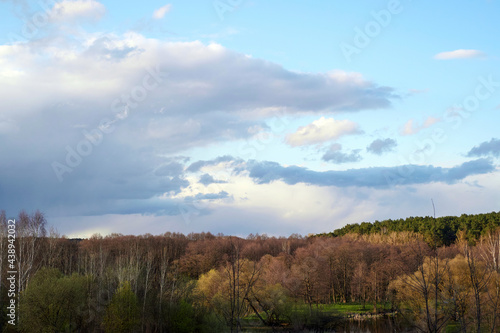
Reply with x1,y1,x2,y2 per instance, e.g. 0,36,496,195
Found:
2,210,500,332
318,211,500,246
0,211,312,332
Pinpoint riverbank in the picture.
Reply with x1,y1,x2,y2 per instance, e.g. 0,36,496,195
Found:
240,302,400,332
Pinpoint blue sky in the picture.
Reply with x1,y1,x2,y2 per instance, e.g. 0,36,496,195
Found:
1,0,499,237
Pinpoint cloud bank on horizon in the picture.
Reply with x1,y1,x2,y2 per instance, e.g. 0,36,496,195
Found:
0,0,499,237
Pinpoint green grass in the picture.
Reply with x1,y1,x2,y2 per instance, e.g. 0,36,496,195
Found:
240,302,395,332
444,321,461,333
317,303,373,314
309,302,392,314
243,302,390,321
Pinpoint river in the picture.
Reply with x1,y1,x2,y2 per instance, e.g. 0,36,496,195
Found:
243,315,416,332
333,316,415,332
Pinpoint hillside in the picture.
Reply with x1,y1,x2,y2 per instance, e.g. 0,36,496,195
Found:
316,211,500,246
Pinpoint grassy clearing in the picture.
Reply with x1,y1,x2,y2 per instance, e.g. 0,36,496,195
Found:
242,302,391,323
311,302,393,314
317,303,373,314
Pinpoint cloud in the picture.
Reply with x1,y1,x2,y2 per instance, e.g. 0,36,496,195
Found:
0,144,192,217
286,117,361,147
199,173,228,186
0,36,396,127
0,118,19,135
247,159,495,189
83,36,141,61
401,116,440,136
184,191,231,201
467,138,500,158
154,161,185,177
152,4,171,19
0,31,396,223
187,155,236,172
322,144,362,164
50,0,106,22
367,138,397,155
434,49,486,60
51,174,500,238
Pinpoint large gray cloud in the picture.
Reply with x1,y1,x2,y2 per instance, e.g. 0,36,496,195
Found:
0,30,397,223
467,138,500,158
150,44,396,115
187,155,236,172
184,191,231,202
0,143,191,217
154,161,185,177
1,35,397,119
199,174,228,186
246,158,495,188
367,138,397,155
322,144,362,164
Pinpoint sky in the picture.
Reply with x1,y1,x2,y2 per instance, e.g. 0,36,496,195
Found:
1,0,499,238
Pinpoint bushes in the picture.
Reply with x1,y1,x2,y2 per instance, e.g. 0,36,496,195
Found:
19,268,88,332
103,281,140,333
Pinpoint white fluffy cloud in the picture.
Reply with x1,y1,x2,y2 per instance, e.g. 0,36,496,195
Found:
286,117,361,147
434,49,485,60
50,0,106,22
152,4,171,19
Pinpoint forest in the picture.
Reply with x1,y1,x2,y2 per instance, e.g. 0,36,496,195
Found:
2,210,500,332
319,211,500,246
